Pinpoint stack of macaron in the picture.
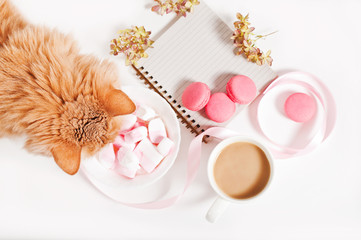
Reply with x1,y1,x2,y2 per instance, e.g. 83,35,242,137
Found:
182,75,257,123
98,104,174,179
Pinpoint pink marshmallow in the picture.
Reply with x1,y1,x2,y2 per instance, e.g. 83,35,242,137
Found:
136,104,157,121
134,121,147,128
136,167,148,176
113,135,124,148
98,144,116,169
116,147,140,179
134,138,164,173
113,135,136,150
156,137,174,157
117,167,138,179
148,118,167,144
124,126,148,144
118,114,137,132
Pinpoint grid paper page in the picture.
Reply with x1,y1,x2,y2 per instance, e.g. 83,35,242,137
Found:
137,1,277,132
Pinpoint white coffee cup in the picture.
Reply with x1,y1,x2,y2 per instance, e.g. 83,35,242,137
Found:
206,136,274,223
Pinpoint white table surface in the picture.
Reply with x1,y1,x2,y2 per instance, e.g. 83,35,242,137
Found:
1,0,361,239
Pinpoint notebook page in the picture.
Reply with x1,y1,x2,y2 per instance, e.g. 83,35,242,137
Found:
138,1,277,130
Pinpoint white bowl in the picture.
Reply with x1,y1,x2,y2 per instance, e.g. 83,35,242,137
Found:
81,85,181,189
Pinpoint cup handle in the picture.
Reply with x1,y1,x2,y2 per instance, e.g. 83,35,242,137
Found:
205,197,230,223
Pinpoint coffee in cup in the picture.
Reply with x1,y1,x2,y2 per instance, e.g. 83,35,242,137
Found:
213,142,271,199
206,136,273,223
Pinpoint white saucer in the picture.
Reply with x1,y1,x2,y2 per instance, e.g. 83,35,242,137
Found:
81,85,181,198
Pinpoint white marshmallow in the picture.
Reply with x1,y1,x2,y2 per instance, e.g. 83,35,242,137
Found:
113,135,136,151
98,144,116,169
116,147,140,179
118,114,137,132
133,121,147,128
156,137,174,157
123,126,148,144
113,135,124,148
136,167,148,175
134,138,164,173
136,104,157,121
148,118,167,144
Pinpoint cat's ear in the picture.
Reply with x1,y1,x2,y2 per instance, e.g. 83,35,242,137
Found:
51,144,81,175
103,89,136,117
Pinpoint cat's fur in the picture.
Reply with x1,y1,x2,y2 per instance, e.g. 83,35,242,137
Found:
0,0,136,174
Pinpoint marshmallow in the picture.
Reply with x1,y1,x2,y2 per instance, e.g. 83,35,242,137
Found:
123,126,148,144
136,167,148,175
113,135,124,148
156,137,174,157
116,147,140,179
113,135,136,151
109,103,173,178
133,121,147,128
98,144,116,169
118,114,137,132
134,138,164,173
136,104,157,121
148,118,167,144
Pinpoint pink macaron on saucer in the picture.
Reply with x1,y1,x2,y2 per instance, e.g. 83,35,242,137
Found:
284,92,317,123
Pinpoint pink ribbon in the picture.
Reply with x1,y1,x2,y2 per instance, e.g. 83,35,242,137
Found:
82,71,336,209
255,71,336,158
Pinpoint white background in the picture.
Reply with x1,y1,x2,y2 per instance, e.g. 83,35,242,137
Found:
1,0,361,239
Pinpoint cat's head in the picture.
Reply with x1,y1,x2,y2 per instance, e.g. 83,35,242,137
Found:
25,55,136,175
51,88,136,175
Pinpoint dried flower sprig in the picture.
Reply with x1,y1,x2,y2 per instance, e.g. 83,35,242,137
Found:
110,26,154,66
231,13,275,66
151,0,200,17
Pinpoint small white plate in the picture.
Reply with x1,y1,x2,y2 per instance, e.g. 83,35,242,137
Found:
81,85,181,191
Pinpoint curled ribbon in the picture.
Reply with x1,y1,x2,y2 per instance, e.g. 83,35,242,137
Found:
255,71,336,158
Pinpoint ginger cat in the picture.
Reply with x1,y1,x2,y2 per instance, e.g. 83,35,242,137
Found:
0,0,136,175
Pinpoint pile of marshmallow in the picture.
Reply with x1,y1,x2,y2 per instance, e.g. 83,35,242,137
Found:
98,104,174,179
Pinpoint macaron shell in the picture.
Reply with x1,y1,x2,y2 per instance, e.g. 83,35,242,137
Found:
205,92,236,123
226,75,257,104
182,82,211,111
284,93,316,122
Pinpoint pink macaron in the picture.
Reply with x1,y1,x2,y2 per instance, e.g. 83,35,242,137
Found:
182,82,211,111
226,75,257,104
284,93,316,123
205,92,236,123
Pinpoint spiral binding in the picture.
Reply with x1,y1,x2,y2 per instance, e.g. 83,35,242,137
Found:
131,65,206,137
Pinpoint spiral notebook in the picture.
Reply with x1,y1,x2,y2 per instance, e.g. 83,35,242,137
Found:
133,1,277,136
